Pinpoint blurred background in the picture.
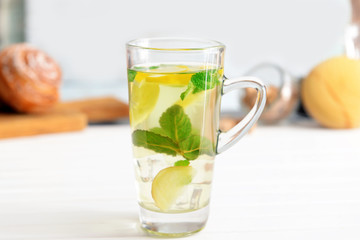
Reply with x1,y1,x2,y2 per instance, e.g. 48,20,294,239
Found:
0,0,351,111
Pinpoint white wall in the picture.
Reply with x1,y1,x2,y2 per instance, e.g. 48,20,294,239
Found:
26,0,350,91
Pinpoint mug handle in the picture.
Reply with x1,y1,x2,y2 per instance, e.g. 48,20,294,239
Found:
216,76,267,154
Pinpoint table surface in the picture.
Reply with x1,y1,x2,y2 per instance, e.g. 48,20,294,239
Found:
1,122,360,240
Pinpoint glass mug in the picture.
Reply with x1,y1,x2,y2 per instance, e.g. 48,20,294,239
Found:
126,38,266,237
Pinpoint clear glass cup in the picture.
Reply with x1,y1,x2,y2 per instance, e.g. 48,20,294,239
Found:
126,38,266,237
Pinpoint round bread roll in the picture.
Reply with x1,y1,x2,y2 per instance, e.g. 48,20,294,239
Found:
0,43,61,113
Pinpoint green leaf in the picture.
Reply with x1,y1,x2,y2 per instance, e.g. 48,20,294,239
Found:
132,105,215,164
159,105,191,143
179,135,200,160
127,69,137,82
174,160,190,166
180,82,195,100
149,127,169,137
132,130,179,156
191,69,218,91
149,65,160,70
180,69,221,100
179,135,215,160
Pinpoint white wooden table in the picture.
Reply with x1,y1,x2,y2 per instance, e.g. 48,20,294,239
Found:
1,122,360,240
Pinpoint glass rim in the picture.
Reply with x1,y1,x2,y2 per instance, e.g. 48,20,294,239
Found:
126,37,225,51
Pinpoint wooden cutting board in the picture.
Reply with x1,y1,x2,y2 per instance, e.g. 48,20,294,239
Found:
53,97,129,123
0,97,129,139
0,111,87,139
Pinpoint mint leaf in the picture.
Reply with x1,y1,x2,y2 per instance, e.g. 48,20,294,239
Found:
179,135,214,160
180,82,195,100
149,127,169,137
174,160,190,166
132,105,215,163
192,69,219,91
159,105,191,143
132,130,179,156
180,69,221,100
179,135,201,160
127,69,137,82
149,66,160,70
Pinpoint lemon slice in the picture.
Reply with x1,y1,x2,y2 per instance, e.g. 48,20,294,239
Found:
134,72,149,83
130,79,160,127
134,66,192,86
145,73,192,86
151,166,195,211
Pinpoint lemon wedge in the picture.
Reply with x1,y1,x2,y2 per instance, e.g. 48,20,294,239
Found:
151,166,195,211
130,79,160,127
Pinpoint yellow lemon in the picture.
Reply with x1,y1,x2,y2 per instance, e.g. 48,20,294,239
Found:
134,65,192,86
151,166,195,211
129,80,160,127
133,72,149,83
145,73,191,86
302,56,360,128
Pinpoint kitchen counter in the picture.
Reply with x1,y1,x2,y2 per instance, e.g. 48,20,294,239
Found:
1,123,360,240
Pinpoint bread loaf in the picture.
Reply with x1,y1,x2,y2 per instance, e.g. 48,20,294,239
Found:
0,44,61,113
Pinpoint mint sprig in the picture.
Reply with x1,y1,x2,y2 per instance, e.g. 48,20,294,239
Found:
180,69,221,100
132,105,215,162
